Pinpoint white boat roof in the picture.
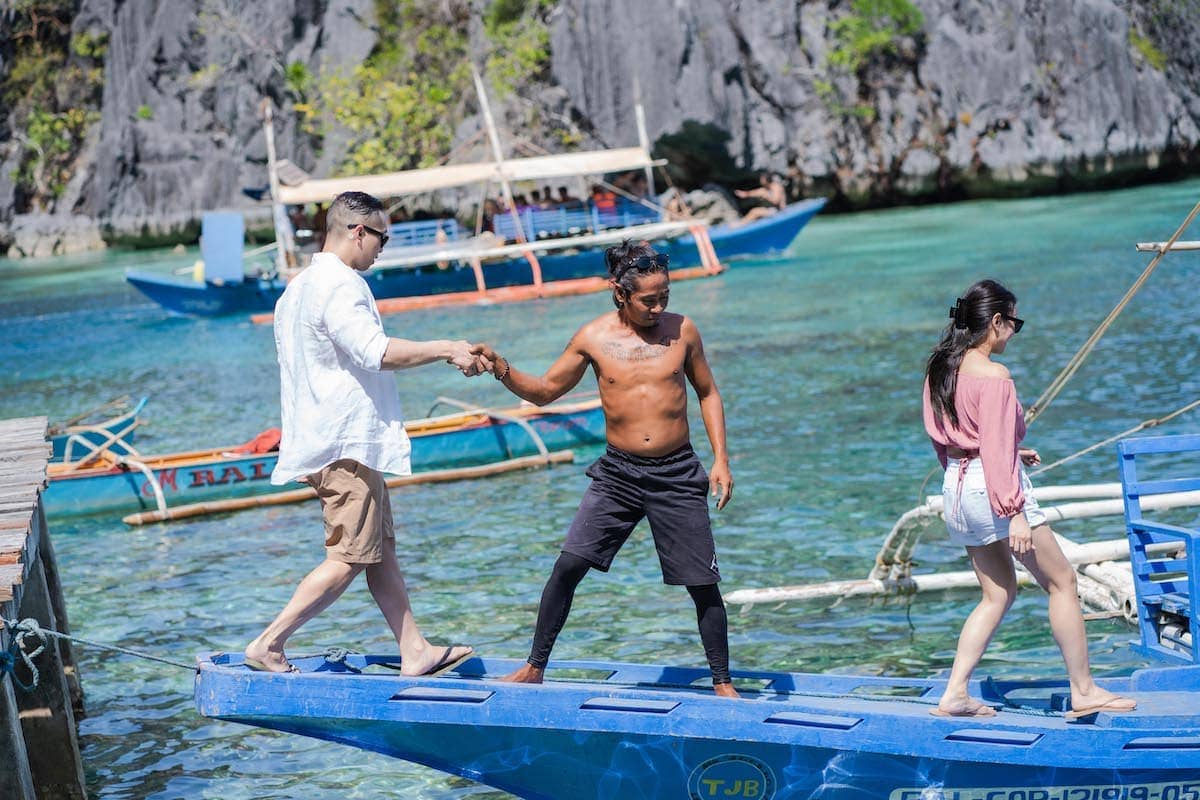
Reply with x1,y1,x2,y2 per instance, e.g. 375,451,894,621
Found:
277,147,662,205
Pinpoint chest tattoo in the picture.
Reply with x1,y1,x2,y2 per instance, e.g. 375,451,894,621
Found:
601,337,672,362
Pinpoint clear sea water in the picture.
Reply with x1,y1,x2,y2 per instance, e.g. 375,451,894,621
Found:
2,178,1199,798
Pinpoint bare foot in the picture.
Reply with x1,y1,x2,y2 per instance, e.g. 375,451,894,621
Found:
932,696,997,717
713,682,740,699
500,663,545,684
399,644,474,677
244,640,296,673
1067,687,1136,717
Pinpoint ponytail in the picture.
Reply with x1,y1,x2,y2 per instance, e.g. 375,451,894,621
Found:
925,279,1017,426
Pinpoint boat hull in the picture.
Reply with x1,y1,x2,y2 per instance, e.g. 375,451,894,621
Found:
126,199,827,316
44,400,605,517
195,654,1200,800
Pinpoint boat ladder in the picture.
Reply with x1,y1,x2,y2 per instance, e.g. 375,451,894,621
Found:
1117,433,1200,664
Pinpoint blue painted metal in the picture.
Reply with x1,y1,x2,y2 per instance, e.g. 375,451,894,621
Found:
192,434,1200,797
194,652,1200,800
1118,433,1200,664
125,199,827,316
48,397,148,462
43,398,604,517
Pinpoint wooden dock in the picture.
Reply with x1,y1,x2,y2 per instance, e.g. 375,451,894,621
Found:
1,416,87,800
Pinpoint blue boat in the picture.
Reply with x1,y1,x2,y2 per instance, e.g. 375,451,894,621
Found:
47,396,147,462
125,199,825,317
43,396,604,518
193,434,1200,798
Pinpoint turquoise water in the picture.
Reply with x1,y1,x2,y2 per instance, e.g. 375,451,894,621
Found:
2,178,1200,798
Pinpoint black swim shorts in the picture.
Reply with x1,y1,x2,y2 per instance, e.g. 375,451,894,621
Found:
562,443,721,586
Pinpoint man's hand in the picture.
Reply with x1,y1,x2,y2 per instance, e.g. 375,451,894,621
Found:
709,459,733,510
446,340,482,376
1019,447,1040,467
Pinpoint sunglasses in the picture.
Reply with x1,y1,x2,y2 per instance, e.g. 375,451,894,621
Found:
349,223,390,248
615,253,669,279
1001,314,1025,334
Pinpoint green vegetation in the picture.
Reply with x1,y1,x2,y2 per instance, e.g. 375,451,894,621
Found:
828,0,924,73
135,105,154,121
2,0,106,210
1129,29,1167,71
290,0,555,178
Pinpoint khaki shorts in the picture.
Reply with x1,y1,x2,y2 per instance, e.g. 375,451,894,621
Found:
304,459,394,564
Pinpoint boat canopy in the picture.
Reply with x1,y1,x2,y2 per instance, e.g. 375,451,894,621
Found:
276,147,663,205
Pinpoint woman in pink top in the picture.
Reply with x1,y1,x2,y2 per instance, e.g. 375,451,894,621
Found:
923,279,1134,719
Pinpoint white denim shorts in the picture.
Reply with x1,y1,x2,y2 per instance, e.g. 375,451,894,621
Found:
942,458,1047,547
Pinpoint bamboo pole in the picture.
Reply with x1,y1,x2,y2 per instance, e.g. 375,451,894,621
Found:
122,450,575,526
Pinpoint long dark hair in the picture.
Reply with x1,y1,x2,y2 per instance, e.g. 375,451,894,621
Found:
925,279,1018,426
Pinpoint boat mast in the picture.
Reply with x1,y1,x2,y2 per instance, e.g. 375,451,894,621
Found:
633,77,656,197
259,99,296,273
471,66,543,291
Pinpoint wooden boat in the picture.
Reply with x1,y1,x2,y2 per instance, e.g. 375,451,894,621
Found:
193,437,1200,798
47,396,147,462
124,198,825,317
43,396,604,518
126,78,824,317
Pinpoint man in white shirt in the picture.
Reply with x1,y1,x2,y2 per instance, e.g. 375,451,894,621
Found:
244,191,479,676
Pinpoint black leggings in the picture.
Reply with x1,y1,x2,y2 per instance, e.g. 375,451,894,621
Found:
527,552,733,685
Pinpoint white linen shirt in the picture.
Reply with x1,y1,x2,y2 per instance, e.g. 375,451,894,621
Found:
270,252,412,484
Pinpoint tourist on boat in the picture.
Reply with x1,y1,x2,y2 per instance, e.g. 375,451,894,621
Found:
734,172,785,224
470,240,739,697
922,279,1136,718
243,190,481,677
555,186,581,208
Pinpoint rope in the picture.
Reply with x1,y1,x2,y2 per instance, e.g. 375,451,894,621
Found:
1,618,196,693
1025,197,1200,426
1,619,46,692
1030,396,1200,478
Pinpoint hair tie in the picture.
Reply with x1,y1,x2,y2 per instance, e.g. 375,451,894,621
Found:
949,298,968,328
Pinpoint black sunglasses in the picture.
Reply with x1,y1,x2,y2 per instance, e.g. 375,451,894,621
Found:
615,253,669,279
349,223,390,248
1001,314,1025,334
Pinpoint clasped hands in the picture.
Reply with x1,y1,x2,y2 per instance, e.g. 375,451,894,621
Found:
446,342,503,378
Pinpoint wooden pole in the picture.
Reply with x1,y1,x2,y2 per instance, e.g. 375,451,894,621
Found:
633,77,656,197
123,450,575,526
14,559,87,800
471,66,543,291
260,98,296,273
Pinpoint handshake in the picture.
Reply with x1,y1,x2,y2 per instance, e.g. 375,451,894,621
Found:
447,341,505,379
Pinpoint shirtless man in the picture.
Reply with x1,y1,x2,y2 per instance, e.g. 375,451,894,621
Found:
735,172,786,224
472,240,737,697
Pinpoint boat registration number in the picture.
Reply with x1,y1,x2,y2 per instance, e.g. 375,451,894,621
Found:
891,784,1200,800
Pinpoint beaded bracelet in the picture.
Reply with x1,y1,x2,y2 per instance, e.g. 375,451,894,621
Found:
494,356,510,381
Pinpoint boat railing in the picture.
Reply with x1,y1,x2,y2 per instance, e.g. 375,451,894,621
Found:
1118,433,1200,664
382,218,463,251
492,200,661,243
425,396,549,459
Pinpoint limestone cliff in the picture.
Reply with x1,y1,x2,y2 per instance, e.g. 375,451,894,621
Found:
0,0,1195,256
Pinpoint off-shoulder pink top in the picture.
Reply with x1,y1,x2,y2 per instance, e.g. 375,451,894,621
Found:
922,374,1027,518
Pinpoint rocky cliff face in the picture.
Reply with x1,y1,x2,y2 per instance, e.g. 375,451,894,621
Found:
1,0,1196,255
549,0,1199,205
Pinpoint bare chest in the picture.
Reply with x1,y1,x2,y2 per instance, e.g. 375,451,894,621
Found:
593,336,687,384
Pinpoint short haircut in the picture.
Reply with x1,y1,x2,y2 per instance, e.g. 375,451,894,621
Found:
326,191,385,235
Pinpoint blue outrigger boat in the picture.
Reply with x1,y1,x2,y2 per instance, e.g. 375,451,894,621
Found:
125,197,825,317
44,396,604,518
194,434,1200,797
47,396,147,462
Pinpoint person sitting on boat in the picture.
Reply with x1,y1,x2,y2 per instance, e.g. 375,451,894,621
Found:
922,279,1136,719
470,240,739,697
243,190,482,677
734,172,785,224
